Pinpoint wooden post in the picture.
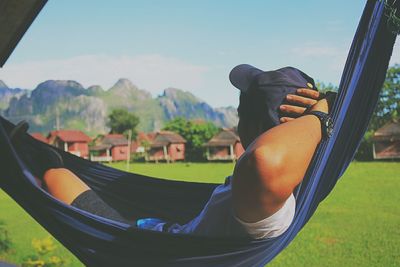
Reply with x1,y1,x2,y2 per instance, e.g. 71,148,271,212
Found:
163,145,169,163
230,144,234,162
106,148,111,162
372,142,376,159
126,130,132,171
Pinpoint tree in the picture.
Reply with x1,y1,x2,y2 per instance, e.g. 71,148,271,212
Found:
163,117,219,161
315,81,338,93
107,109,140,139
355,64,400,160
162,117,190,137
368,64,400,130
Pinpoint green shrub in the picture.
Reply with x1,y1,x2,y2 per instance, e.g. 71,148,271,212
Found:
0,220,12,253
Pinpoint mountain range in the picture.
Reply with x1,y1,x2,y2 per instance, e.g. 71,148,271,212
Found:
0,79,238,135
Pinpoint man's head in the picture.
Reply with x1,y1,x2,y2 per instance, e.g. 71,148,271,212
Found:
230,65,317,148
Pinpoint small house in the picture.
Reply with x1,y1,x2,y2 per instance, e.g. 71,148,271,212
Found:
47,130,91,158
131,132,156,154
372,120,400,159
204,128,244,161
90,134,130,162
147,131,186,162
31,132,48,143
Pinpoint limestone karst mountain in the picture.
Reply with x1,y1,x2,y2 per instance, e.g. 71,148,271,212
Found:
1,79,238,135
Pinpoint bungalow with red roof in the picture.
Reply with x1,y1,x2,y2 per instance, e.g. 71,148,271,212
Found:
47,130,91,159
204,128,244,161
372,120,400,159
90,134,130,162
147,131,186,162
31,132,48,143
131,132,156,154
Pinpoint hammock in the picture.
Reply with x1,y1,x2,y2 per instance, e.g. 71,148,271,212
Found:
0,1,398,266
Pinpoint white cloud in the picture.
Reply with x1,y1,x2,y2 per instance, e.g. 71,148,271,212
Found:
291,42,345,58
290,39,400,86
290,42,349,78
0,54,210,95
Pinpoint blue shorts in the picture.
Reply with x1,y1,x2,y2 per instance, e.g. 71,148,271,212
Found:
137,178,296,239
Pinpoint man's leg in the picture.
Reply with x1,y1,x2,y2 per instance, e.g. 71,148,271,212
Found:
43,168,90,205
43,167,132,224
8,121,130,223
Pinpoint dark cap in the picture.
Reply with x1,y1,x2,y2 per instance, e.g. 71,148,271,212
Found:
230,64,317,130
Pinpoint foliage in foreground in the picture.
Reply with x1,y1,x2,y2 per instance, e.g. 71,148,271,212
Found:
0,220,12,253
22,237,65,267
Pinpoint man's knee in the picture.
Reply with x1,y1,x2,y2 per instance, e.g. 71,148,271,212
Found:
43,168,90,205
43,168,71,189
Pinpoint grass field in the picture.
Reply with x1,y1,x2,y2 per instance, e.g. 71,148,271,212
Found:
0,162,399,266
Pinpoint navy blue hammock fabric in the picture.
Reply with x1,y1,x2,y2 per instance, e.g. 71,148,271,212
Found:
0,1,399,266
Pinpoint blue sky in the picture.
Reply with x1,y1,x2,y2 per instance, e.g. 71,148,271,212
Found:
1,0,399,107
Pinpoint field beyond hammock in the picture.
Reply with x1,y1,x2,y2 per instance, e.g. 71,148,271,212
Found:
0,162,399,266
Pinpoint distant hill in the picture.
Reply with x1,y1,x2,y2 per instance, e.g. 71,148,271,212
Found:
0,80,28,111
2,79,238,135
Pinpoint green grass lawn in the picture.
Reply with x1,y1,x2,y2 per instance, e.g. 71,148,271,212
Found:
0,162,399,266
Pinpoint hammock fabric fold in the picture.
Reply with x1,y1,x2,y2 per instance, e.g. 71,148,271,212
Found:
0,1,398,266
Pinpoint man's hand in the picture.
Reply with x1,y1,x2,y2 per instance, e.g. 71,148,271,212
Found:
279,88,322,123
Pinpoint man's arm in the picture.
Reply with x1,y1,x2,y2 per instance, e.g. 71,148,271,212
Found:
232,91,328,223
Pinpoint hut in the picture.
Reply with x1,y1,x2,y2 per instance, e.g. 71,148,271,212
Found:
47,130,91,159
372,120,400,159
90,134,130,162
131,132,156,154
204,128,244,161
147,131,186,162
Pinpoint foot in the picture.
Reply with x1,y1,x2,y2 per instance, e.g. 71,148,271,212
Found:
30,146,65,180
9,120,64,177
9,120,29,142
41,146,64,170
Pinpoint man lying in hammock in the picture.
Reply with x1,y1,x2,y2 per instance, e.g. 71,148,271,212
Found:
11,65,334,239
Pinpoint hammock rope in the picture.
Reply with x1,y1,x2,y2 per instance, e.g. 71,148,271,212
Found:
0,0,398,266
